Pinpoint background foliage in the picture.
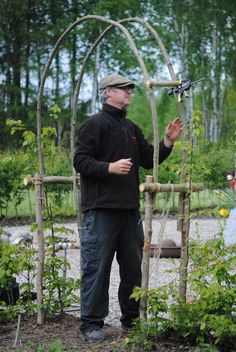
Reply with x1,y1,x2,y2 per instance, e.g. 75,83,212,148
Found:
0,0,235,216
0,0,235,147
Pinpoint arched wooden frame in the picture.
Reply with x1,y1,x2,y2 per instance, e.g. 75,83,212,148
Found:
35,15,188,324
36,15,158,324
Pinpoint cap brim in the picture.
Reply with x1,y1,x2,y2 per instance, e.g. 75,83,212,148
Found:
99,82,135,90
113,83,135,88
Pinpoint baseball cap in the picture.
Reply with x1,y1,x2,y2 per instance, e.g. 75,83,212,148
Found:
99,74,135,90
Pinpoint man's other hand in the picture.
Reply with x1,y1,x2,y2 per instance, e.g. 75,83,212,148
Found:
164,117,183,147
108,158,133,175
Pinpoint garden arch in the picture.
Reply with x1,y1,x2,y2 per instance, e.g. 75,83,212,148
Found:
35,15,195,324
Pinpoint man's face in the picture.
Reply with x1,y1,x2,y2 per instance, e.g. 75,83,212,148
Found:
105,86,134,110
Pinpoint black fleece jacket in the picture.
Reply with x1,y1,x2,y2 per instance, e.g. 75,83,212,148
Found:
73,103,172,212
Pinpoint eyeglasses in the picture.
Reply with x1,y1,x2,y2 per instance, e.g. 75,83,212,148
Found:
112,86,134,93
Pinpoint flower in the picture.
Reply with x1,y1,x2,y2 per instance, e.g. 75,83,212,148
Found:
229,179,236,189
219,208,230,217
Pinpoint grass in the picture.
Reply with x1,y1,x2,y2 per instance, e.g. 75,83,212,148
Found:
2,189,76,219
141,189,230,215
2,188,231,220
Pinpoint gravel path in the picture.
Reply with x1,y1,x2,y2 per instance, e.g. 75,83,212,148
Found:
4,217,224,327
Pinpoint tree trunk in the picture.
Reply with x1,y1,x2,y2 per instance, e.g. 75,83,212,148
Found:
210,24,221,142
36,49,41,90
24,44,30,110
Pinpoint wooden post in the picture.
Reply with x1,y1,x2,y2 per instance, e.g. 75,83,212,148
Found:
139,182,204,193
178,191,190,300
34,173,45,325
140,175,154,319
24,175,80,185
145,80,181,88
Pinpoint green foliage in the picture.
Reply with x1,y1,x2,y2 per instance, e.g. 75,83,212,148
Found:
7,115,58,163
44,149,72,211
132,285,172,335
6,339,79,352
0,239,37,320
43,255,80,316
41,217,80,317
0,0,235,151
0,242,23,289
129,236,236,351
128,87,153,139
194,139,234,189
1,114,73,217
158,112,234,190
1,105,235,219
0,153,31,216
44,340,78,352
6,118,26,135
123,320,155,351
174,237,236,346
0,221,80,321
49,104,62,120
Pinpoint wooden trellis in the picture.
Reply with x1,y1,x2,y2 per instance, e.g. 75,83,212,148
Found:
139,177,205,317
33,15,195,324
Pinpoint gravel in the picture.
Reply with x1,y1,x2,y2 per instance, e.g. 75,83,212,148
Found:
4,216,224,327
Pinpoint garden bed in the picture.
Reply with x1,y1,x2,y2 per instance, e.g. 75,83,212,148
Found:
0,314,194,352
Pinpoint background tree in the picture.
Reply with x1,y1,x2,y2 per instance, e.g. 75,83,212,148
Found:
0,0,235,150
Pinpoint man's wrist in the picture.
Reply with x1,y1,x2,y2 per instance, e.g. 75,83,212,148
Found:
164,136,173,148
108,162,115,174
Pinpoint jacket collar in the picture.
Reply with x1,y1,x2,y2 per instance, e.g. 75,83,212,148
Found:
103,103,126,119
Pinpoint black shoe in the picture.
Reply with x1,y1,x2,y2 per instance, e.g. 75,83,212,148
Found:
82,328,108,342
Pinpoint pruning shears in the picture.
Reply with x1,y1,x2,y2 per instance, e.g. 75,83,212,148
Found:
168,77,205,102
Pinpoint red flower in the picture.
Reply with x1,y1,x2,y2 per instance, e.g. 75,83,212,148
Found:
229,180,236,188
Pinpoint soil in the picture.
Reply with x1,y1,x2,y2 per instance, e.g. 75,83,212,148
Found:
0,314,194,352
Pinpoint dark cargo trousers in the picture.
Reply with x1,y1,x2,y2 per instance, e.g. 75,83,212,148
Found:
80,209,144,332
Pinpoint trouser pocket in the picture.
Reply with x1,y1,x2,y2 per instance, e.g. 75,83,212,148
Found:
81,210,99,272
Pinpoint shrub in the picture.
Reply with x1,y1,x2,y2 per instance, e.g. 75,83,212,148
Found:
130,235,236,351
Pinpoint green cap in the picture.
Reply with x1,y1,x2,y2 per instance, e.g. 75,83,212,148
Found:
99,74,135,90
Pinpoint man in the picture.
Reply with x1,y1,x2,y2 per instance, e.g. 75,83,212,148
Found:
73,74,182,342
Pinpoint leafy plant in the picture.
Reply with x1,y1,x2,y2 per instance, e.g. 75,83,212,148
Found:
173,236,236,347
129,235,236,351
3,113,73,218
0,239,37,320
0,153,31,217
40,212,80,317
